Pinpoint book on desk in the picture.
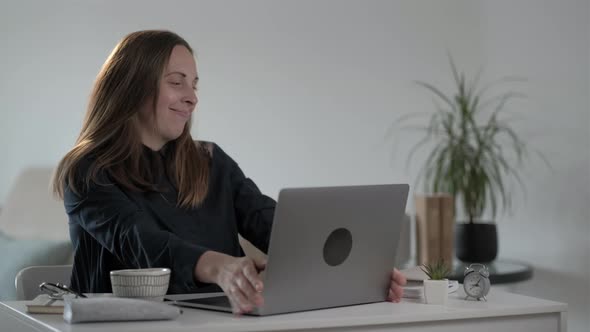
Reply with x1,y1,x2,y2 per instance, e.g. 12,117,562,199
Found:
400,265,459,299
26,294,64,314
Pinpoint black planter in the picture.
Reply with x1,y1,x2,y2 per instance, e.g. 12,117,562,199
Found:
455,222,498,263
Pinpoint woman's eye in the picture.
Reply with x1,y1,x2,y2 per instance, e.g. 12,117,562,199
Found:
170,81,181,86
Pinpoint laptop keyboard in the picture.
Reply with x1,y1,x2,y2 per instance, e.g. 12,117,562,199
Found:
186,295,231,308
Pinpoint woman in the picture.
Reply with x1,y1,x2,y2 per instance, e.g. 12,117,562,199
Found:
52,30,406,314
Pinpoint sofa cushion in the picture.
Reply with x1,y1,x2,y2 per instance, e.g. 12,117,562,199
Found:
0,231,72,300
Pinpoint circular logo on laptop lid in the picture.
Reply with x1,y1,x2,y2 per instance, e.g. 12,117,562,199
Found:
323,228,353,266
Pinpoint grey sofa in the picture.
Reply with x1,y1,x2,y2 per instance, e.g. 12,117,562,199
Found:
0,167,73,300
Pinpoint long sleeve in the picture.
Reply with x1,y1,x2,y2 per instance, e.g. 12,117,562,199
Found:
64,171,209,293
66,143,274,294
216,145,276,254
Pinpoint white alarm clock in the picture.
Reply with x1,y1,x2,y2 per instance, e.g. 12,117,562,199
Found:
463,263,491,301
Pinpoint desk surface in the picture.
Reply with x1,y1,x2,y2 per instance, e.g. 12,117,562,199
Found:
1,289,567,332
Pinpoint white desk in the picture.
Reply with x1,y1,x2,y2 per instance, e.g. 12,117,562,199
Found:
0,289,567,332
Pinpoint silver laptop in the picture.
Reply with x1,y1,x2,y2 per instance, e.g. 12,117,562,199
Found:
171,184,409,316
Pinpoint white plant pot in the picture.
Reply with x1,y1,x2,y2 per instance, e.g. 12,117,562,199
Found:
423,279,448,305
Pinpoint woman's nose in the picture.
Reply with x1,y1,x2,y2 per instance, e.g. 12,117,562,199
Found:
182,85,198,106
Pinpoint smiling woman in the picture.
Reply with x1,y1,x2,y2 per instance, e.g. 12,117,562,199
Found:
49,30,407,315
50,30,280,314
53,31,210,208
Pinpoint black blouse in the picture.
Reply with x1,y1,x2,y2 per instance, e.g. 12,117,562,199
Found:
64,142,276,294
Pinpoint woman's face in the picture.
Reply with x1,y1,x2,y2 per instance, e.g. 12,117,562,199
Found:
138,45,198,150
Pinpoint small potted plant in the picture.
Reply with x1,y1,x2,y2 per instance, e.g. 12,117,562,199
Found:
421,260,451,305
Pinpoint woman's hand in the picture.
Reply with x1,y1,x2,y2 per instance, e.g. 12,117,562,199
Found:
387,268,407,303
194,251,266,314
216,255,266,314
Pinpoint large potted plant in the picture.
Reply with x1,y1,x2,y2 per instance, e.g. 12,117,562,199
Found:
392,57,544,263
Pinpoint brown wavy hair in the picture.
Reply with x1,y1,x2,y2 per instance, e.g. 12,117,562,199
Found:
52,30,209,208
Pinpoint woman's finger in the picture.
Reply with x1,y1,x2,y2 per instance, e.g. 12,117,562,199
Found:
254,258,267,272
388,288,400,302
237,268,263,306
227,296,242,315
391,268,407,286
390,282,404,299
228,283,254,314
243,260,265,293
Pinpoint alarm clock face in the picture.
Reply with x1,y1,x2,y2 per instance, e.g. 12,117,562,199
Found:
464,272,486,298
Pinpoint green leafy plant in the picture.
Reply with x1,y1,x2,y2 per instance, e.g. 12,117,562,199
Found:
421,260,451,280
390,56,547,223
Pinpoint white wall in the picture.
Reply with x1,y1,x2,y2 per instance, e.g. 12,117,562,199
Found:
0,0,481,202
477,1,590,331
0,0,588,330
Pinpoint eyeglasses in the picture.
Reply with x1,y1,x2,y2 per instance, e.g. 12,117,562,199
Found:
39,282,87,300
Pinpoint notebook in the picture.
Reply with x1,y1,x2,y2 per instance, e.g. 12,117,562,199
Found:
26,294,64,314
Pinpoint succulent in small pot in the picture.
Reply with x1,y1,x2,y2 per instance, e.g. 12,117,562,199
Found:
421,260,451,305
